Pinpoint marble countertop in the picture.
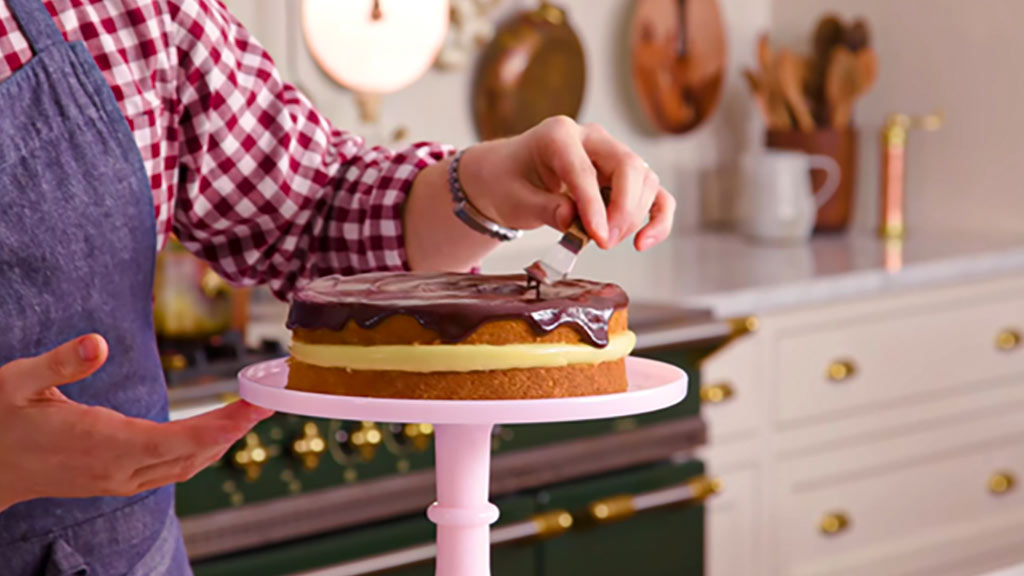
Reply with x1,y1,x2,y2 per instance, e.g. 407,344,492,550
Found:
481,229,1024,318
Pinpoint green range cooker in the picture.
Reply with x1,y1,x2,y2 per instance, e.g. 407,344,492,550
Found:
167,304,747,575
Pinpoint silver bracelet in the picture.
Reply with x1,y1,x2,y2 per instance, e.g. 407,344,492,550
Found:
449,148,523,242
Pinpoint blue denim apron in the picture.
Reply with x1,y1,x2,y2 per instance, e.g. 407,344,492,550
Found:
0,0,190,573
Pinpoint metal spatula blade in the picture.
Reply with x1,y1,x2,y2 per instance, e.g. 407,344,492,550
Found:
524,187,610,286
524,225,590,285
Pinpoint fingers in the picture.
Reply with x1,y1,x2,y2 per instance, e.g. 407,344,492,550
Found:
528,117,673,248
534,117,609,244
0,334,108,399
580,123,651,247
134,400,272,462
636,189,677,251
120,401,272,493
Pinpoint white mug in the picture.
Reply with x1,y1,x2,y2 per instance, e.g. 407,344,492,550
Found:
738,150,841,242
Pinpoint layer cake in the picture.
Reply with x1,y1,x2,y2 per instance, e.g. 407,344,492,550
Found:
285,272,634,400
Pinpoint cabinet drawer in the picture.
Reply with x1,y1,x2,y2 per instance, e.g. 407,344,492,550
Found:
702,338,759,439
777,298,1024,423
779,432,1024,575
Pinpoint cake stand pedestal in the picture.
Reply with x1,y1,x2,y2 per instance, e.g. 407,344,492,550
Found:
239,357,687,576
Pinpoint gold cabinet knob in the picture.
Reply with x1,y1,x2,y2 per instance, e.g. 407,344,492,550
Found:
727,316,759,335
291,422,327,470
826,359,857,383
232,432,269,481
996,329,1022,352
350,421,383,461
989,471,1016,495
820,511,851,535
402,423,434,452
700,382,735,404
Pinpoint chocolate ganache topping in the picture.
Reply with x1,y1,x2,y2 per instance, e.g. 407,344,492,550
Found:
287,272,629,347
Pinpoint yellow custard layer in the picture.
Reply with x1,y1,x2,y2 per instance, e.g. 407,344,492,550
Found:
290,331,636,373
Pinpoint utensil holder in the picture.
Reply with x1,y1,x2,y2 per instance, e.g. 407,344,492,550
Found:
766,129,857,233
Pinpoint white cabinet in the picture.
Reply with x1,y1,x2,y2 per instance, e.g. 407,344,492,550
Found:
701,336,761,441
705,464,760,576
700,274,1024,576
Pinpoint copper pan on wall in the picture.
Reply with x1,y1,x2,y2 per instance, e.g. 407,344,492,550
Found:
629,0,726,134
472,2,586,140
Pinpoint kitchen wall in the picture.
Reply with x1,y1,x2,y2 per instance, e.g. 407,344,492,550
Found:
222,0,771,262
773,0,1024,235
223,0,1023,256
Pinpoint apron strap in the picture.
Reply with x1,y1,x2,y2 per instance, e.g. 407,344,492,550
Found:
7,0,65,54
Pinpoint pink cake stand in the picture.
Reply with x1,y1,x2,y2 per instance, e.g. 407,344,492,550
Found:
239,357,687,576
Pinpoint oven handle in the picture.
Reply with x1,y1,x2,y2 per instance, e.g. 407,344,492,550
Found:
586,475,721,524
289,509,573,576
290,476,720,576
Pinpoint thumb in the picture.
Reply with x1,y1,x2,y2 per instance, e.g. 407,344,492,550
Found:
0,334,108,398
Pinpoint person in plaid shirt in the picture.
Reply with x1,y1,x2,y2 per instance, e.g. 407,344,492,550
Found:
0,1,673,572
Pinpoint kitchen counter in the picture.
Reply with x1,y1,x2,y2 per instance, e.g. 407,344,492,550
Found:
483,229,1024,318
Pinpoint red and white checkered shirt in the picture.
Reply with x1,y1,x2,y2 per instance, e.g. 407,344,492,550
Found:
0,0,453,298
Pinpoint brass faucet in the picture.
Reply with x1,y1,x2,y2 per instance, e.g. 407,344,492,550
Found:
879,111,944,238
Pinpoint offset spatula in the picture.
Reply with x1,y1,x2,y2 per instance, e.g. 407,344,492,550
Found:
525,187,611,287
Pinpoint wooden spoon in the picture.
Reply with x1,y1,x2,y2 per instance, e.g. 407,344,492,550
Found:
826,46,878,128
857,48,879,95
742,69,770,124
744,69,792,130
844,19,871,52
754,34,793,130
777,50,815,132
809,14,847,123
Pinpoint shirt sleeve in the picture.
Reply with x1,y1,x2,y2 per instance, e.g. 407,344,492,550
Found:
168,0,453,299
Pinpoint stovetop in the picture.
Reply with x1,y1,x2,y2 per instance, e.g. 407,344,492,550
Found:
162,331,285,410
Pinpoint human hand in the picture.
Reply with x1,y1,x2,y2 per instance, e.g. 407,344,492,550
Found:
0,334,272,512
458,116,676,251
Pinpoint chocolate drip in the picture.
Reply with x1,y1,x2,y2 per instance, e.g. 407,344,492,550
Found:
287,272,628,347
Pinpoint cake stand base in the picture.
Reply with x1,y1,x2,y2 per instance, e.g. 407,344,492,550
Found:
238,357,687,576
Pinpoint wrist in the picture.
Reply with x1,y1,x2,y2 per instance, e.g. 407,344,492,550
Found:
456,142,509,227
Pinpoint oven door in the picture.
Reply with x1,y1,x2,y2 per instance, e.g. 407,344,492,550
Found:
536,460,708,576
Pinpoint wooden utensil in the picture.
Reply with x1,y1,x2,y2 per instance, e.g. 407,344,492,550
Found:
809,14,847,123
629,0,727,134
825,45,878,129
825,46,860,128
844,19,871,52
755,34,793,130
743,67,792,130
777,50,815,132
857,47,879,94
472,2,585,140
743,69,770,124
